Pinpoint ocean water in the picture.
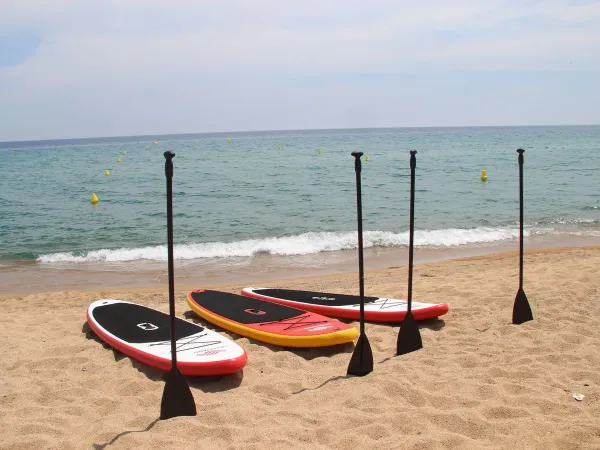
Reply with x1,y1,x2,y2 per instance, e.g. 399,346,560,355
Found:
1,126,599,268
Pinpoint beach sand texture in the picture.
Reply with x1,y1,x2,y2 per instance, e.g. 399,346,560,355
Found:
1,246,599,449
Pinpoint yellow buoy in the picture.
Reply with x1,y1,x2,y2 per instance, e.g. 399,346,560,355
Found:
90,193,99,204
13,148,16,152
154,141,158,145
123,151,126,155
146,146,149,149
318,150,322,155
481,170,488,182
365,155,370,162
277,145,282,150
105,170,110,176
227,137,231,143
117,157,121,163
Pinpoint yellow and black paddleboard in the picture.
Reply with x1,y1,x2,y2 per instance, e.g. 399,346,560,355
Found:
187,290,358,347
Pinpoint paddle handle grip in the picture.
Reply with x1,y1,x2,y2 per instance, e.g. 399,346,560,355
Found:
164,151,175,179
352,152,363,174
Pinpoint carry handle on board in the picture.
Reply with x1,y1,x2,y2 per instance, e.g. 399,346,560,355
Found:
347,151,374,376
160,151,197,420
397,150,423,355
512,149,533,324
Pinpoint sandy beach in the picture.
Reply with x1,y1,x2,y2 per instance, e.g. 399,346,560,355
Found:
1,246,599,449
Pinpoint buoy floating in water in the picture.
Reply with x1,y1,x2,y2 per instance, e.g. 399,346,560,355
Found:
227,137,231,143
123,151,126,155
154,141,158,145
318,150,322,155
90,193,99,204
146,146,149,149
277,145,282,150
481,170,488,182
13,148,16,152
117,157,121,163
105,170,110,176
365,155,370,162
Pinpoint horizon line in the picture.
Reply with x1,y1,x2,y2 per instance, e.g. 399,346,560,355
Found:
2,123,599,146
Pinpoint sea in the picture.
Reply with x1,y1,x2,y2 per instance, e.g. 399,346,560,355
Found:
1,126,599,292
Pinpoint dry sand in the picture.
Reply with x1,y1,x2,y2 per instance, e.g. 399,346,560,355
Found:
1,246,599,449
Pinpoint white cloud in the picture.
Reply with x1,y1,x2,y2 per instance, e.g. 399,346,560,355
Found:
1,1,599,139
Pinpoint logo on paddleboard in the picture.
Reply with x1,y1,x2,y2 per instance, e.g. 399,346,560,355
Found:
244,308,266,315
137,322,159,331
196,349,224,356
305,325,333,332
312,296,336,301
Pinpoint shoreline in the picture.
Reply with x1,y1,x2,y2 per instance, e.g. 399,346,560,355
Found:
1,234,598,296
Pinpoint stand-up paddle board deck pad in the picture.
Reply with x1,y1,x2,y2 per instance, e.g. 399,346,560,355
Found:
186,290,358,347
241,288,449,323
87,300,247,376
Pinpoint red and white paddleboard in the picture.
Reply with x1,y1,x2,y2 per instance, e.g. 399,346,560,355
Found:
87,299,247,376
241,287,449,323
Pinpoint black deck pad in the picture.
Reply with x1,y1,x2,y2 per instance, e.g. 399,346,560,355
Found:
252,288,379,307
92,302,203,344
190,290,306,324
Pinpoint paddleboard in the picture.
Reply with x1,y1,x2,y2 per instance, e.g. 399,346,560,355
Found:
87,299,247,376
186,290,358,347
241,287,449,323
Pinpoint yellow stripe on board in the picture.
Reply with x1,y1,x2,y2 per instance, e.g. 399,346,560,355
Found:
186,294,357,348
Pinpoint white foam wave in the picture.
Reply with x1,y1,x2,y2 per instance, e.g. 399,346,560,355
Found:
37,227,530,264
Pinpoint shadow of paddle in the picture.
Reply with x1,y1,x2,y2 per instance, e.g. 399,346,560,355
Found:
92,418,160,449
291,375,353,395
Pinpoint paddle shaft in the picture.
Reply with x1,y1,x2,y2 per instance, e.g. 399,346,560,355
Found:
407,150,417,312
517,149,524,289
352,152,365,335
165,152,178,370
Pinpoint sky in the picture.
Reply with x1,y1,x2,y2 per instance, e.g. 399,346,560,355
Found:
1,0,600,141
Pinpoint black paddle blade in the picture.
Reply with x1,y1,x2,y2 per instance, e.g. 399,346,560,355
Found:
347,333,374,377
160,368,197,420
512,287,533,325
396,312,423,356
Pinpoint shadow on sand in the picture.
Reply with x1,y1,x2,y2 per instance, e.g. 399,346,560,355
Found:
92,418,160,449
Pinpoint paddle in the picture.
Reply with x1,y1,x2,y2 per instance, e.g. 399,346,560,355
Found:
512,149,533,324
160,151,197,420
397,150,423,355
347,151,374,376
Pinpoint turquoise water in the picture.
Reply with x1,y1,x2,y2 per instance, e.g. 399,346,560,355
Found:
1,126,599,265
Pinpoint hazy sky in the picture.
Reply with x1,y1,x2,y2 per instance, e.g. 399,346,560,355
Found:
1,0,600,141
